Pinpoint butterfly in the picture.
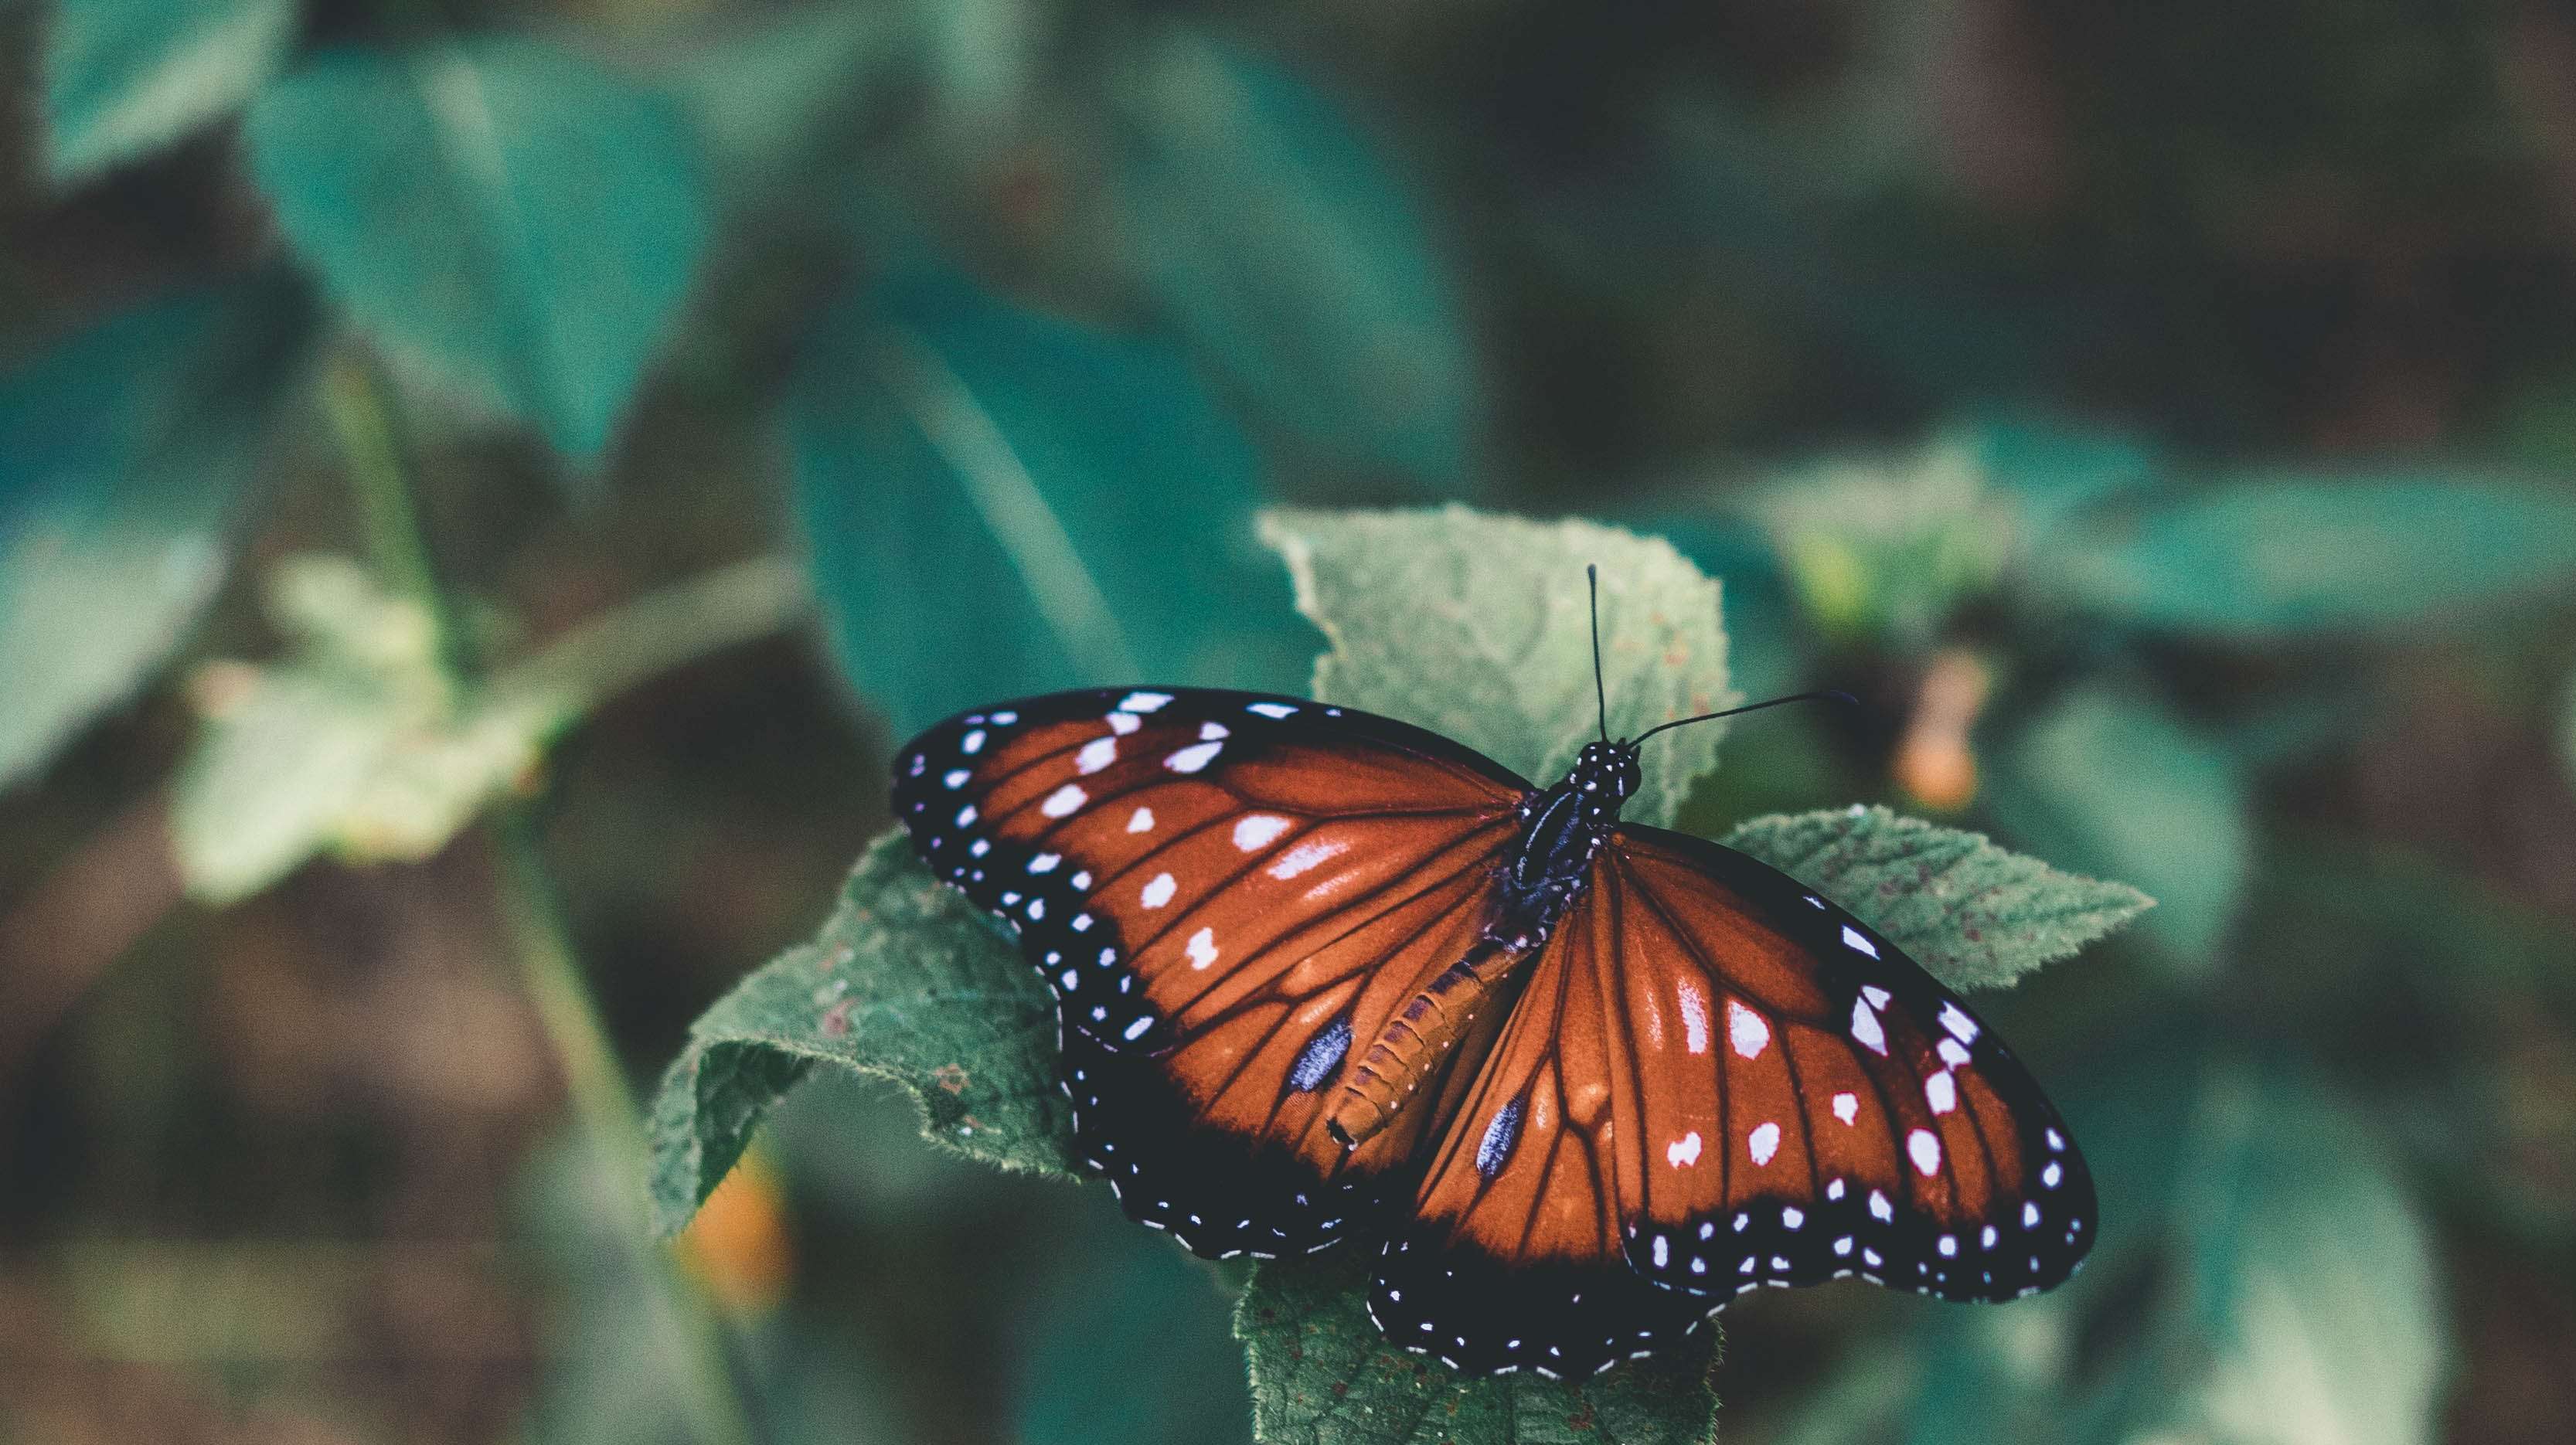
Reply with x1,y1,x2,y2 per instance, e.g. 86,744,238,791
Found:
890,583,2094,1379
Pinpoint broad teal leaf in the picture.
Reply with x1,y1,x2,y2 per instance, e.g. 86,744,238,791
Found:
788,271,1305,742
1259,506,1734,829
0,271,313,790
39,0,300,185
244,39,710,468
1111,32,1479,492
1980,683,2248,972
2037,477,2576,636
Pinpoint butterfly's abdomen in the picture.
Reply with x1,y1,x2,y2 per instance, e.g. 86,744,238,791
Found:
1326,937,1523,1151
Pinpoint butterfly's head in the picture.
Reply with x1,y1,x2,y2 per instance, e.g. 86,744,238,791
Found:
1573,740,1643,810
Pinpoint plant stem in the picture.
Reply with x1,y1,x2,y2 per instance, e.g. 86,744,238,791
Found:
492,813,758,1445
321,349,763,1445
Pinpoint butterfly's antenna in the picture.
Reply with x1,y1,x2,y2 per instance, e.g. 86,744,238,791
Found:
1586,566,1609,744
1631,690,1857,746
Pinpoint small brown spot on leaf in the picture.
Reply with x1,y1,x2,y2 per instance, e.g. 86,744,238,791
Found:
819,998,856,1036
932,1064,969,1094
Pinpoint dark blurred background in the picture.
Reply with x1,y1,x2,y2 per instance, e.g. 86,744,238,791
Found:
6,1,2576,1442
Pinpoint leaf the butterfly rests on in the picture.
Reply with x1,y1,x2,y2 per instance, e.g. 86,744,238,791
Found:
892,675,2113,1379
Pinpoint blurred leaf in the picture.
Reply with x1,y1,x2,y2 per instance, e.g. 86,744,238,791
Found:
38,0,300,184
244,39,710,469
2037,478,2576,637
790,271,1307,741
1260,505,1734,829
648,830,1074,1236
1749,437,2020,654
172,554,804,903
0,271,312,790
1019,1236,1251,1445
1718,806,2151,993
1964,413,2165,535
648,3,907,204
1235,1250,1716,1445
1111,32,1479,491
1981,682,2248,971
2133,1061,2447,1445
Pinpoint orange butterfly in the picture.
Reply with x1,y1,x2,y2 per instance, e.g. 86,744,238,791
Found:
893,581,2092,1378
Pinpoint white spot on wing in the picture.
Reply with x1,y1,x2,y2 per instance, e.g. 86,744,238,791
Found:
1926,1073,1957,1114
1842,924,1878,958
1233,815,1291,851
1121,1015,1154,1042
1832,1092,1859,1126
1106,711,1142,736
1677,983,1710,1055
1076,737,1118,774
1268,837,1347,880
1666,1130,1703,1168
961,729,985,754
1727,999,1770,1059
1870,1189,1894,1222
1939,1002,1979,1044
1165,742,1223,774
1141,873,1176,909
1852,998,1887,1055
1909,1129,1943,1176
1186,927,1218,970
1199,721,1230,741
1041,784,1086,818
1119,692,1172,713
1127,806,1155,834
1747,1122,1780,1165
1938,1038,1972,1069
1248,702,1298,719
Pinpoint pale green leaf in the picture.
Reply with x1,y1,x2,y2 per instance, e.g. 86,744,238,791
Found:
1981,682,2248,971
648,831,1074,1236
2038,477,2576,636
1720,806,2152,993
244,39,710,468
0,271,313,790
173,554,803,903
1111,32,1479,491
1261,505,1734,829
39,0,300,184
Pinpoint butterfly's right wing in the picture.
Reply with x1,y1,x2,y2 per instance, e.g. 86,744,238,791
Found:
893,688,1530,1258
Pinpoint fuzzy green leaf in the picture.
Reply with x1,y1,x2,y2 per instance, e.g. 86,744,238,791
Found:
38,0,300,185
1261,505,1734,829
0,272,312,790
2037,477,2576,637
1717,806,2152,993
244,39,710,469
1111,32,1479,492
1236,1252,1715,1445
648,832,1074,1236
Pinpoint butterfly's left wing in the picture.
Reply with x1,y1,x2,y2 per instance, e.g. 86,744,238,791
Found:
1372,821,2095,1378
893,688,1530,1260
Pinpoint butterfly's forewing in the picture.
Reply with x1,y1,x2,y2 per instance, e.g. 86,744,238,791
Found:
1371,823,2096,1376
893,688,1530,1257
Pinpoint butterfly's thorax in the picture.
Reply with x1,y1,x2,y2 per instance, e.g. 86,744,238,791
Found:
1325,742,1642,1151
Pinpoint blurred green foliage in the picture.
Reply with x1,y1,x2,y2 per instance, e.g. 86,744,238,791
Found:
9,0,2576,1442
